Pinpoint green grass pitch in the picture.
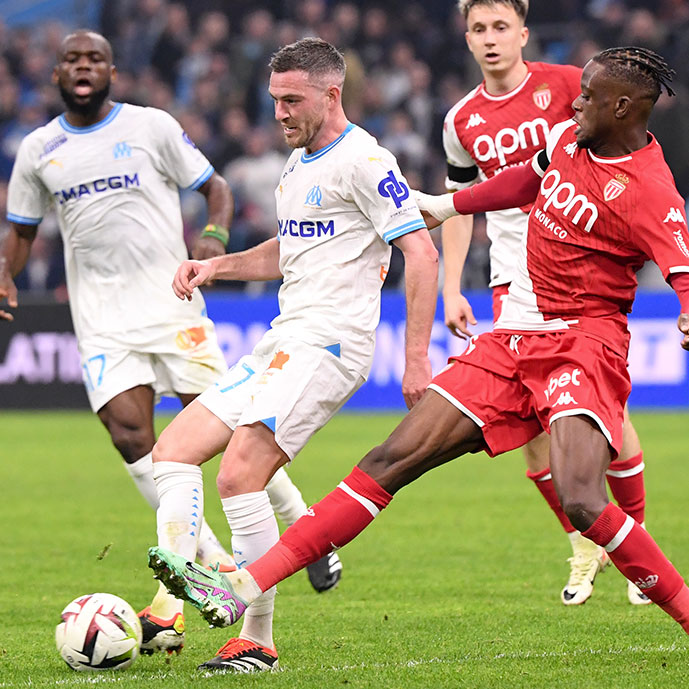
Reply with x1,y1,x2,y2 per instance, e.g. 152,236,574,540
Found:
1,410,688,688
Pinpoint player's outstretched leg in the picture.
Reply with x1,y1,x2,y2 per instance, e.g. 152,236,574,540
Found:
148,546,251,628
266,467,343,593
523,434,609,605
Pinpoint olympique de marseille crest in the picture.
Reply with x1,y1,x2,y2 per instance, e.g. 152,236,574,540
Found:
603,174,629,202
532,84,551,110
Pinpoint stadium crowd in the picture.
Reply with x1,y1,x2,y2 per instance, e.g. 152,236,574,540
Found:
1,0,688,295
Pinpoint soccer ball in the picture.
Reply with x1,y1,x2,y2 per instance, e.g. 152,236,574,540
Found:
55,593,142,671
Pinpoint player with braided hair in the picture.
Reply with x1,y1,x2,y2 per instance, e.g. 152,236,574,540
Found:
595,46,675,98
442,0,652,607
149,46,689,649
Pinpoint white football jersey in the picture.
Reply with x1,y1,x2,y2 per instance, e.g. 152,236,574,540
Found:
7,103,214,344
270,123,426,376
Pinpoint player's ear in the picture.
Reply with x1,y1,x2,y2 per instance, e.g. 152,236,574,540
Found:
521,25,529,48
111,65,118,83
614,95,631,119
51,66,59,86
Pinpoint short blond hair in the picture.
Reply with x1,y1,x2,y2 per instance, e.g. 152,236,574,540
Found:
459,0,528,21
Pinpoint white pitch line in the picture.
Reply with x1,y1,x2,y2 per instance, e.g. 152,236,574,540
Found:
4,644,686,687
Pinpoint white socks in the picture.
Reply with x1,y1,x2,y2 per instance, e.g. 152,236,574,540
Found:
266,466,308,526
222,491,279,648
150,461,204,618
124,452,159,508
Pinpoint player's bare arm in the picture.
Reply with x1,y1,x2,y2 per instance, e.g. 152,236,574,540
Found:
441,214,477,339
393,229,439,409
173,237,282,301
0,223,38,320
191,173,235,260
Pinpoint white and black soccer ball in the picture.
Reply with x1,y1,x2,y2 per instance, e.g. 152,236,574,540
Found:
55,593,142,671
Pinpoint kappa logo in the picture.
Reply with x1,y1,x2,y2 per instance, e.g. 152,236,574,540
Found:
544,367,582,402
305,184,323,207
466,113,486,128
634,574,659,590
552,391,578,407
377,169,410,208
664,207,685,224
532,84,551,110
112,141,132,159
564,142,577,158
604,174,629,202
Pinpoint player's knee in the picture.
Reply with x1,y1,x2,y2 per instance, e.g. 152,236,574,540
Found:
151,436,174,464
108,422,153,464
560,497,606,533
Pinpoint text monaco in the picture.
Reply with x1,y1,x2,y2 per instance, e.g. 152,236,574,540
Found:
278,219,334,237
54,173,140,205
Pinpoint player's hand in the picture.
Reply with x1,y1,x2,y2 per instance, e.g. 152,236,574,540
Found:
0,269,18,321
172,259,215,301
412,190,457,230
443,291,476,339
678,313,689,350
191,236,226,260
402,355,432,410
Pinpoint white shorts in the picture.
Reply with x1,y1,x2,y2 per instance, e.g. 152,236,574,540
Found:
80,318,227,412
197,334,365,460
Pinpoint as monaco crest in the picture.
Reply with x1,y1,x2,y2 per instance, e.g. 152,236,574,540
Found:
603,174,629,202
533,85,551,110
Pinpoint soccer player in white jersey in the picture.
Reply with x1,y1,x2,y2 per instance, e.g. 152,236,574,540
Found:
0,30,343,655
150,45,689,651
441,0,650,606
146,37,438,672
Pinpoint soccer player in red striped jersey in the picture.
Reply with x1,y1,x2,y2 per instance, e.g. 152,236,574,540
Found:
148,47,689,646
442,0,649,606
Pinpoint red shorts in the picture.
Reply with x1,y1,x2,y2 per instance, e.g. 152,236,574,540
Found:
429,330,630,458
491,284,510,321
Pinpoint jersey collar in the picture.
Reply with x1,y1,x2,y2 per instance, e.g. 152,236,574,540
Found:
300,122,355,163
58,102,123,134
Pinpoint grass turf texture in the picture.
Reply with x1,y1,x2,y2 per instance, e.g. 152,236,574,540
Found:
1,411,688,688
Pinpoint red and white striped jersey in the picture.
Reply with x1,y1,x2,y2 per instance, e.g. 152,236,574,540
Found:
495,119,689,358
443,62,581,286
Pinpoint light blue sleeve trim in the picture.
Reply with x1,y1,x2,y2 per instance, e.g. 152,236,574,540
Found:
188,164,214,190
7,212,42,225
383,220,426,244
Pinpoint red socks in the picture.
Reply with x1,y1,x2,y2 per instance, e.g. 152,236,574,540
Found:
583,503,689,632
247,467,392,592
526,468,575,533
606,451,645,524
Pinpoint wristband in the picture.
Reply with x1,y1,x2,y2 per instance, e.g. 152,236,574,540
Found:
200,223,229,245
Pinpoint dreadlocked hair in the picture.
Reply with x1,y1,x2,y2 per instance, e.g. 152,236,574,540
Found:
593,46,675,102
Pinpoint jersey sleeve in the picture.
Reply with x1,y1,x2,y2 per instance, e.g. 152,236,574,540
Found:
7,135,52,225
442,107,479,191
147,108,214,190
632,191,689,278
344,149,427,244
545,118,577,160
